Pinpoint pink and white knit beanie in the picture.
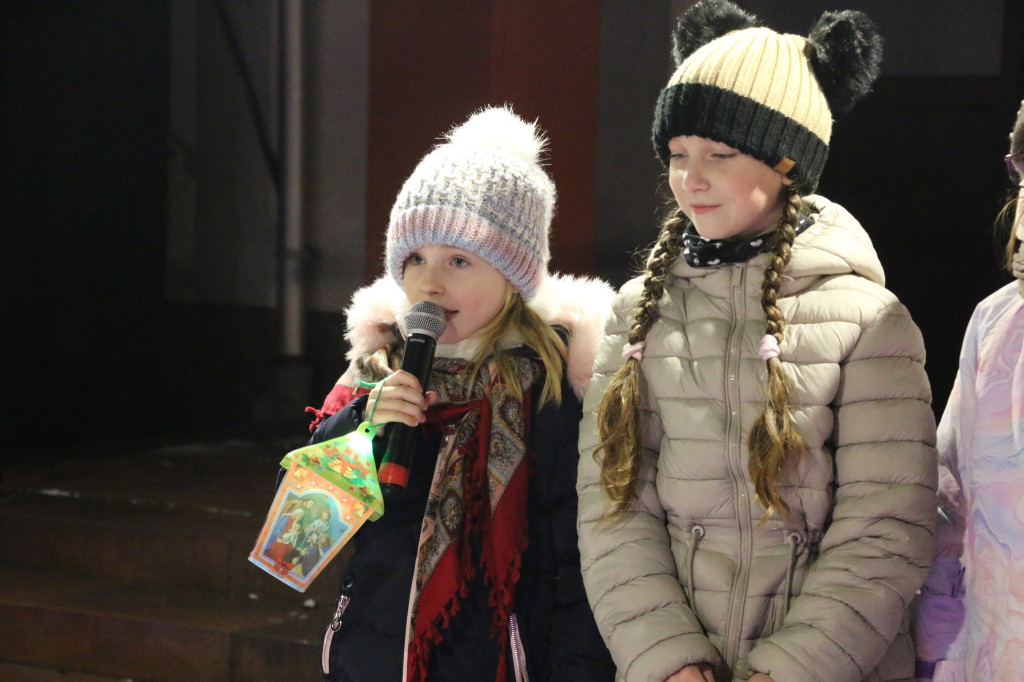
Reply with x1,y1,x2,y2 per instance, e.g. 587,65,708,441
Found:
385,106,556,300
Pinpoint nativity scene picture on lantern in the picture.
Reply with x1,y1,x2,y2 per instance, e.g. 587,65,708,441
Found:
250,421,383,592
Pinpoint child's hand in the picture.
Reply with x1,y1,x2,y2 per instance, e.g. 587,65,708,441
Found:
666,663,714,682
366,371,438,428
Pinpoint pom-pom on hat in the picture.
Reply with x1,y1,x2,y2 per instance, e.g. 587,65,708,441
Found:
652,0,882,191
386,106,556,300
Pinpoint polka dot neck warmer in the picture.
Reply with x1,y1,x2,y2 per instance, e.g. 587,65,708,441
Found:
681,214,811,268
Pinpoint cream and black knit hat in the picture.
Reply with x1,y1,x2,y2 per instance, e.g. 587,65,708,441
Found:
652,0,882,190
386,106,555,300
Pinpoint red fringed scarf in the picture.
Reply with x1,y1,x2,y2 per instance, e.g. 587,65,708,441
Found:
404,356,538,682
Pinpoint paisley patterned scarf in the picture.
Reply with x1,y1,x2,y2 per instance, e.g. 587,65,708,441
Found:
339,345,539,681
401,355,539,682
404,355,538,682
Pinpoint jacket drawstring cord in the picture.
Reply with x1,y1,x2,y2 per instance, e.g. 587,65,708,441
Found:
781,530,804,621
684,524,705,606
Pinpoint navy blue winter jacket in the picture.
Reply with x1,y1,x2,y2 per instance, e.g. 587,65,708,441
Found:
311,360,614,682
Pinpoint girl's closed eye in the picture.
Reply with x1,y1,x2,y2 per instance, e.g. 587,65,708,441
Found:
668,153,688,169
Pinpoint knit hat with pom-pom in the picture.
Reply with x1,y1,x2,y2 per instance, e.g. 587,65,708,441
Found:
652,0,882,191
386,106,556,300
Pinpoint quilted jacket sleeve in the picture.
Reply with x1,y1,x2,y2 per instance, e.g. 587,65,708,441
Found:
744,300,939,680
576,285,722,681
309,393,370,445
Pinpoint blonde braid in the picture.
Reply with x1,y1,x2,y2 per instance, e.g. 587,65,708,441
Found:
597,211,687,514
748,188,805,518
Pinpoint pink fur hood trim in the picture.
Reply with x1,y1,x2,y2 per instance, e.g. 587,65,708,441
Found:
341,273,615,399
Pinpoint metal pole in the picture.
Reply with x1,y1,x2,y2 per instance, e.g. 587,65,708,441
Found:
280,0,304,358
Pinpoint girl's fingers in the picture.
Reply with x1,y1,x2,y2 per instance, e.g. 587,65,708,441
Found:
369,376,424,405
380,384,429,410
366,374,429,427
368,399,422,427
368,405,422,428
383,370,423,393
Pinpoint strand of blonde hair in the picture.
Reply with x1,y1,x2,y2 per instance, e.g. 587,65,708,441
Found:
462,286,567,408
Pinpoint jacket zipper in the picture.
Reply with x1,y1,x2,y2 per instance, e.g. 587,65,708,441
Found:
509,612,530,682
322,594,351,674
722,263,753,668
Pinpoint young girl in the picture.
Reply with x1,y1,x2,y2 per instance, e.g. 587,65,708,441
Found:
308,106,615,682
576,2,938,680
911,99,1024,681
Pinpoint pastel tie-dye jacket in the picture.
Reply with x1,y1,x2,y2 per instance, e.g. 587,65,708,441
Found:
913,281,1024,681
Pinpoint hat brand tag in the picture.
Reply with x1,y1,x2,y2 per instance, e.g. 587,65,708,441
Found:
774,157,796,174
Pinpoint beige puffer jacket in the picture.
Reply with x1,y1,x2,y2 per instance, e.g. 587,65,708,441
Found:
577,196,937,682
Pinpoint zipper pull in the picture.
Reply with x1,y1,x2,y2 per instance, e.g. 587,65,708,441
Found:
329,594,350,632
509,612,530,682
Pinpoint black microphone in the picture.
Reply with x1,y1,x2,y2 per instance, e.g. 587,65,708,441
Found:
378,300,447,500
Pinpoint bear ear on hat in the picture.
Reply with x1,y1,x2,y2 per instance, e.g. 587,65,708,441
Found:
672,0,760,66
807,10,883,114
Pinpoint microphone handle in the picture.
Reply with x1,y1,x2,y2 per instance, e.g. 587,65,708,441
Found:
379,333,436,499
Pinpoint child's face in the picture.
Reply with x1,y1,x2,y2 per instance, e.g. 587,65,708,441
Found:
667,135,792,241
402,244,510,344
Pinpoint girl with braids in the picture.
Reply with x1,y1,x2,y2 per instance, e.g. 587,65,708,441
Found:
309,107,615,682
575,2,938,681
912,99,1024,681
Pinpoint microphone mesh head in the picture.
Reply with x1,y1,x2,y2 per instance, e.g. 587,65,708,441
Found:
405,301,447,340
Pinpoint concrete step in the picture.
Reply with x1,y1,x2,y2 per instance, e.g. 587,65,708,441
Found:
0,661,134,681
0,566,327,681
0,439,358,680
0,490,344,602
0,439,299,519
0,440,344,602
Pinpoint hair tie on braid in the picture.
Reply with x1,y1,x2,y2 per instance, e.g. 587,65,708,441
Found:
622,341,646,361
758,334,780,361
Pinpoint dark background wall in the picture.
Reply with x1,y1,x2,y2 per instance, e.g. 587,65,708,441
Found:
2,0,1022,455
2,2,174,447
